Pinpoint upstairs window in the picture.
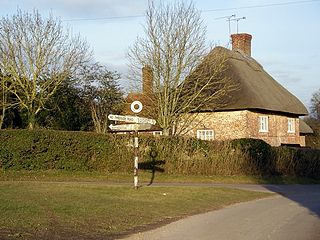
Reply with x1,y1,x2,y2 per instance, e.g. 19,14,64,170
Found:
288,118,295,133
259,116,269,133
197,130,214,141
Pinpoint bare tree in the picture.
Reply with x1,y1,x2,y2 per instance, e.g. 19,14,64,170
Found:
0,74,12,128
310,88,320,121
0,72,20,129
79,63,123,134
0,75,7,128
0,9,91,129
128,1,236,136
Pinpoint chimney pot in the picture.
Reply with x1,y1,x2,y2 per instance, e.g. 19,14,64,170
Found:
231,33,252,57
142,65,153,94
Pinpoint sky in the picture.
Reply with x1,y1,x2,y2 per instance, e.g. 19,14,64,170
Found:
0,0,319,112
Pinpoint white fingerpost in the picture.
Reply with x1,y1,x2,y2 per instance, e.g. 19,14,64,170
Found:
108,114,156,125
133,131,139,189
131,101,143,189
108,101,156,190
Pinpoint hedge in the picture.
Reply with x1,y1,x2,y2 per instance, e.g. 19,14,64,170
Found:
0,130,132,172
0,130,320,179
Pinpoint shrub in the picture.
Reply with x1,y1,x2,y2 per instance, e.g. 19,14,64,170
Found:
0,129,132,172
1,130,320,179
273,146,320,179
139,137,268,176
230,138,274,175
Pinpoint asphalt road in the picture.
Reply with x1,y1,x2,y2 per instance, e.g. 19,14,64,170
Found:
120,184,320,240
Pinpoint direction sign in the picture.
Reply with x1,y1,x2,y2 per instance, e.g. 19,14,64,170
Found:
108,114,156,125
109,123,153,131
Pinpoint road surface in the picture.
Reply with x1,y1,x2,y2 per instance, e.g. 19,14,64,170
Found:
120,184,320,240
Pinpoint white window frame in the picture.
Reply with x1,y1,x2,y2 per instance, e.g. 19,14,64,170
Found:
259,116,269,133
152,131,163,136
197,129,214,141
287,118,295,133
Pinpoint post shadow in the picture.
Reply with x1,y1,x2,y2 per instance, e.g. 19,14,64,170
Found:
138,148,165,186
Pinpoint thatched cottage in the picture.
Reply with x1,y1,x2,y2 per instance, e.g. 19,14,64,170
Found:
182,33,312,146
124,33,313,146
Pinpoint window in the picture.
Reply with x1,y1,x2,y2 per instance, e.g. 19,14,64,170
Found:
197,130,214,141
288,118,295,133
259,116,269,132
152,131,163,136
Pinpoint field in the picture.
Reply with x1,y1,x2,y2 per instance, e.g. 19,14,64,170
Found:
0,172,273,240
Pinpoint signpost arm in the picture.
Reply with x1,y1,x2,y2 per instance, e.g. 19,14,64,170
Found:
133,130,139,189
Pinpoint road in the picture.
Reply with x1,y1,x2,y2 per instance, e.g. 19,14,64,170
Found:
119,184,320,240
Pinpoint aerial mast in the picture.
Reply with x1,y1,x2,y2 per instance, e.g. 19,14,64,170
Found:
231,16,246,33
215,14,236,36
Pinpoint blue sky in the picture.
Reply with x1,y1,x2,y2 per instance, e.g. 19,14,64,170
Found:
1,0,319,111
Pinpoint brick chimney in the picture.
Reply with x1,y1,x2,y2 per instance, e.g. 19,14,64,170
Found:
142,65,153,94
231,33,252,57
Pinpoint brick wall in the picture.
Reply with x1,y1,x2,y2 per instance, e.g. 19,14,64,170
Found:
183,110,304,146
182,110,248,140
246,111,302,146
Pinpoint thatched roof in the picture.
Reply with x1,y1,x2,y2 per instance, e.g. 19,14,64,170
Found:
299,120,314,134
196,47,308,116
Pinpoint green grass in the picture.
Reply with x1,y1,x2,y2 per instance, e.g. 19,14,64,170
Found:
1,170,319,184
0,181,273,240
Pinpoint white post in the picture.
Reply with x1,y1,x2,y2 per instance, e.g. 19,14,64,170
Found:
133,131,139,189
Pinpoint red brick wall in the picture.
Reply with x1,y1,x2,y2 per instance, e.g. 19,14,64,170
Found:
246,111,302,146
231,33,252,56
181,111,248,140
183,110,304,146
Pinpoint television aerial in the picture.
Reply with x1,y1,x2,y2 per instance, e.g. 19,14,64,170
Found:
230,16,246,33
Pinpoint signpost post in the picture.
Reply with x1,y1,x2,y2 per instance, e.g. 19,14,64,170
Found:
133,130,139,189
108,101,156,189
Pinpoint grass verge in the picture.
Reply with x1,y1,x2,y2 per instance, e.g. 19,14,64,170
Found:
1,170,319,184
0,181,273,240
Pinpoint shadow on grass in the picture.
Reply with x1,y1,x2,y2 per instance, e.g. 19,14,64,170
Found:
139,149,165,186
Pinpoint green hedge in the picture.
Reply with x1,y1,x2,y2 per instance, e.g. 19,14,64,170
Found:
0,130,132,172
273,147,320,179
1,130,320,178
230,138,274,175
